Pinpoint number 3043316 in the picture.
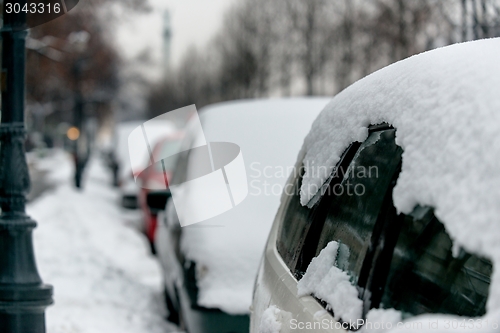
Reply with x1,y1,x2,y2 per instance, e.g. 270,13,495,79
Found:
5,2,61,14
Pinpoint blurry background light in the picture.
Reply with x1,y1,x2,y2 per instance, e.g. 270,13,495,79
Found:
67,126,80,141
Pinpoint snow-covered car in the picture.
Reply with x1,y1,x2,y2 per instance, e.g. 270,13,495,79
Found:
153,98,330,333
137,132,183,251
251,39,500,333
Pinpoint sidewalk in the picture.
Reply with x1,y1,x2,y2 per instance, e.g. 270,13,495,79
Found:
27,151,180,333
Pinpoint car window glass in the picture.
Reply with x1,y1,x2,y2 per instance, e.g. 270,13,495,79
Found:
276,170,310,272
309,129,402,292
380,208,492,318
277,142,361,273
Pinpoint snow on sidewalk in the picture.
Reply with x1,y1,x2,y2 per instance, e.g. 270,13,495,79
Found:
27,152,179,333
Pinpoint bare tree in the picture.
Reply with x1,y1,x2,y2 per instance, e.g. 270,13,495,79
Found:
280,0,338,95
149,0,500,111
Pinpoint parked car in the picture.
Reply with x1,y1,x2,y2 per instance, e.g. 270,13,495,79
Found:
137,132,184,251
110,120,175,209
152,98,331,333
251,39,500,332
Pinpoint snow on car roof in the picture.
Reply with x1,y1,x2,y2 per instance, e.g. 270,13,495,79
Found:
179,98,330,314
299,38,500,313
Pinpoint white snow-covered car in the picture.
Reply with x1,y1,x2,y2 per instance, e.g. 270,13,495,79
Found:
251,39,500,333
154,98,330,333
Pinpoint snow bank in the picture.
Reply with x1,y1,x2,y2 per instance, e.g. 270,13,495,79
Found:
31,149,74,185
179,98,330,314
29,153,176,333
299,39,500,315
297,241,362,323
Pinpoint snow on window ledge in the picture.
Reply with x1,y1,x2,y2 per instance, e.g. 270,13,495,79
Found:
297,241,363,324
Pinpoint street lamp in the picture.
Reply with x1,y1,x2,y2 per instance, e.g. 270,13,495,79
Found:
0,2,53,332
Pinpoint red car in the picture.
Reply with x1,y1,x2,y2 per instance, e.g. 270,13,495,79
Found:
138,132,183,252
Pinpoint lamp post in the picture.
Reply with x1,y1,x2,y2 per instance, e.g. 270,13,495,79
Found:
0,2,53,332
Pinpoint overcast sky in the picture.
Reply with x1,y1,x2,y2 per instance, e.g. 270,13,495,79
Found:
113,0,235,79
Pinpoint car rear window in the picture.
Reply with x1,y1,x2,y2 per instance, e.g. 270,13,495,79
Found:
276,126,493,322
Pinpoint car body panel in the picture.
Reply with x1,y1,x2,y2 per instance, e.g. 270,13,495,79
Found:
250,151,345,333
156,208,182,311
157,201,251,333
177,281,250,333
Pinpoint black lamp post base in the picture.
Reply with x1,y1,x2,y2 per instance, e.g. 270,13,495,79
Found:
0,308,50,333
0,283,52,333
0,214,53,333
0,284,53,304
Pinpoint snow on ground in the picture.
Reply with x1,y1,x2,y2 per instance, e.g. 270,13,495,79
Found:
27,151,179,333
31,149,74,185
